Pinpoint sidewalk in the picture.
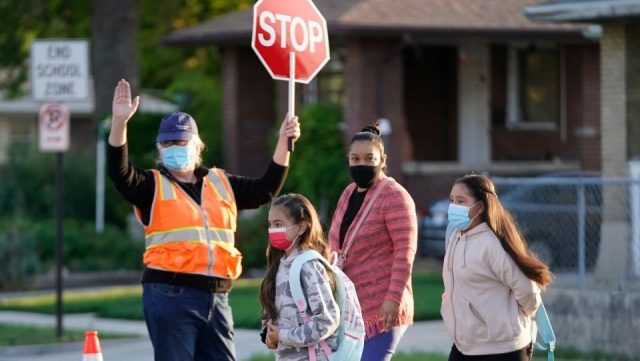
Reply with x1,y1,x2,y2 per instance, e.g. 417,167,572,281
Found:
0,311,451,360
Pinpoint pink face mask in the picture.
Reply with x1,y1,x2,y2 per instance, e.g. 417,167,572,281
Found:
268,225,298,250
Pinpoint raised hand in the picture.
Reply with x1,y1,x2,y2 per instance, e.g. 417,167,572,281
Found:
112,79,140,126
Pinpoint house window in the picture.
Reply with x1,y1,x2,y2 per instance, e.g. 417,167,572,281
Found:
10,119,35,144
507,45,561,130
304,48,345,107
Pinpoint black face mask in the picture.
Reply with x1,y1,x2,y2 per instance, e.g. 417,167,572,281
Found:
349,164,382,189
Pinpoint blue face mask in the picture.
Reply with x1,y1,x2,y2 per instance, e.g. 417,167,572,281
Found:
447,202,480,230
161,145,195,170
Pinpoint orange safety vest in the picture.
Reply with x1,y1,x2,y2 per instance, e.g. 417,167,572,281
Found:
135,169,242,279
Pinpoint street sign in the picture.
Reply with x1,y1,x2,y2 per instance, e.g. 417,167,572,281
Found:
31,39,89,101
251,0,329,84
39,102,70,152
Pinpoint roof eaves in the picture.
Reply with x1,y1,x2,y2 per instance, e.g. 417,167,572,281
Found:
524,0,640,22
330,23,586,40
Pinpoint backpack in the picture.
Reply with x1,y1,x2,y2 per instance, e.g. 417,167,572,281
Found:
531,302,556,361
289,250,365,361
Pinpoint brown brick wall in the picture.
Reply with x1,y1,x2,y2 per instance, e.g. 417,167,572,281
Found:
403,173,461,208
222,47,275,176
344,38,412,182
574,44,601,171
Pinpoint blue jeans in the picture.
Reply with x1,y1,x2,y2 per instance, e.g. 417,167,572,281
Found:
361,326,408,361
143,282,236,361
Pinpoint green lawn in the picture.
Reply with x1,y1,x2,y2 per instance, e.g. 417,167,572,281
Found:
0,324,130,346
0,271,445,329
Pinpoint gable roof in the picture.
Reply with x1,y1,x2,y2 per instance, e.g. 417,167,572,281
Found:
163,0,586,46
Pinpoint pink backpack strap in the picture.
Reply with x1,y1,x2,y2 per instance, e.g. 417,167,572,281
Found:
337,178,391,267
308,345,316,361
307,340,333,360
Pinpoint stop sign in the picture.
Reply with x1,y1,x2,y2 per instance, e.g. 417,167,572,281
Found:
252,0,329,84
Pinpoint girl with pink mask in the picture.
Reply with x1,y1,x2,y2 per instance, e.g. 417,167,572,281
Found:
259,194,340,360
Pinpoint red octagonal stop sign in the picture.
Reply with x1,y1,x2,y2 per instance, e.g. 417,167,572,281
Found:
252,0,329,84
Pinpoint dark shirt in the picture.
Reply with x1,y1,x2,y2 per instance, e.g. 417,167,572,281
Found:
339,188,368,249
107,143,287,225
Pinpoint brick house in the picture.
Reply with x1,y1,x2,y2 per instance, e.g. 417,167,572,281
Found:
164,0,602,208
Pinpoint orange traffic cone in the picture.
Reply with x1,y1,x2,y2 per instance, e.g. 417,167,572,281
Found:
82,331,104,361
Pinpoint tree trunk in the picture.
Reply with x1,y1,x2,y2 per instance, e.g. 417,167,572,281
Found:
91,0,141,121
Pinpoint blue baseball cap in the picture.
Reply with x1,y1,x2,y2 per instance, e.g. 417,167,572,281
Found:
156,112,198,142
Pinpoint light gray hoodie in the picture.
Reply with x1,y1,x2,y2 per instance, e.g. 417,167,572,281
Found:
272,248,340,361
441,222,541,355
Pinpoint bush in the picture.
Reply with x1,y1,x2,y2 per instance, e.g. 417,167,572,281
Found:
31,219,144,272
236,207,269,270
0,143,130,228
0,220,41,290
278,103,351,225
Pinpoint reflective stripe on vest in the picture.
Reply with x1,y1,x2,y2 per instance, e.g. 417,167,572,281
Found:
207,170,233,203
145,227,235,248
158,173,177,201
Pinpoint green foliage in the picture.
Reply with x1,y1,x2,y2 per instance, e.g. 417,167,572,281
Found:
0,216,143,285
236,207,270,269
0,0,91,96
31,219,144,272
0,143,128,227
0,220,41,290
279,103,351,224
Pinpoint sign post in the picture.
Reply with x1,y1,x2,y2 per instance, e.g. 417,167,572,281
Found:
32,39,88,339
38,103,70,339
251,0,330,151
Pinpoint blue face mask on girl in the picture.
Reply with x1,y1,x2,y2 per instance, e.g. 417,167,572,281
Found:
447,202,481,230
161,144,195,170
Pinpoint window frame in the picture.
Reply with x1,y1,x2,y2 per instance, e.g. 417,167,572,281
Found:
506,43,566,133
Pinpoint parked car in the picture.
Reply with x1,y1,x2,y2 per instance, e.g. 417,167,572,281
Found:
419,172,602,270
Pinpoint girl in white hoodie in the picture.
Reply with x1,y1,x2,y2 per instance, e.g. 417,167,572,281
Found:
441,174,553,361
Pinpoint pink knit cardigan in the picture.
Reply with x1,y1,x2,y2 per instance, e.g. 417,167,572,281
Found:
328,175,417,339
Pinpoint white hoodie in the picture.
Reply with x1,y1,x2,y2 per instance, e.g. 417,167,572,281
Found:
440,222,541,355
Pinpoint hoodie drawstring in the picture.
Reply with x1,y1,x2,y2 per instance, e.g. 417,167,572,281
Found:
448,231,461,271
462,237,467,267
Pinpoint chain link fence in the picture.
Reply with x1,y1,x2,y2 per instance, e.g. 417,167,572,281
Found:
492,176,640,291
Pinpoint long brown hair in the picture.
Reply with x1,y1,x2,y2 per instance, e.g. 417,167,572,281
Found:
259,194,332,323
456,174,554,288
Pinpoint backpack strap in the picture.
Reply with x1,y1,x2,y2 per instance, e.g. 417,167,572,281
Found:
289,250,342,361
337,178,391,267
533,302,556,361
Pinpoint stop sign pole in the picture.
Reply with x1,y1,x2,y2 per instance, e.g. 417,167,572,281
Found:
288,52,296,151
251,0,330,151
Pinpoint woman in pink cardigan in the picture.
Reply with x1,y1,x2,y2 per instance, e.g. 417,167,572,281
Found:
328,123,417,361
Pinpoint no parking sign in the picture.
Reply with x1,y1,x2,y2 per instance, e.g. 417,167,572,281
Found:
39,102,70,152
